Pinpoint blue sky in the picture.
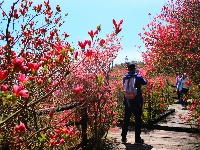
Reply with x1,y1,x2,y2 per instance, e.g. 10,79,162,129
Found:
57,0,167,64
1,0,167,64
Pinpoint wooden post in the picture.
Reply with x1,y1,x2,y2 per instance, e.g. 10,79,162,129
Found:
81,107,88,150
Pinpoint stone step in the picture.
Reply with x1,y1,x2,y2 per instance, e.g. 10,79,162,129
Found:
158,104,196,129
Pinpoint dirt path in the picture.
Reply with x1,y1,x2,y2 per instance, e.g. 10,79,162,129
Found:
107,104,200,150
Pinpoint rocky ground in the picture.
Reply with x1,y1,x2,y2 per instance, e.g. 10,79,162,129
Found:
106,104,200,150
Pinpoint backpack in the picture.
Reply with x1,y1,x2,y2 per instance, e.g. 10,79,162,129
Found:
124,76,137,99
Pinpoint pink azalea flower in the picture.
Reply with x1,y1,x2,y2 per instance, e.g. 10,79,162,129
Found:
16,73,28,83
19,89,29,98
73,84,83,94
59,138,65,144
13,84,24,95
50,139,56,147
15,122,26,133
1,84,9,91
13,84,29,98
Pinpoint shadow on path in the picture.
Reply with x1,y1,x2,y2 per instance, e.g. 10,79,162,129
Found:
123,143,153,150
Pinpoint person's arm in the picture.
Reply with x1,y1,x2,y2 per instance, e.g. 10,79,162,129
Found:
141,76,147,85
176,78,180,90
122,76,125,86
179,78,183,91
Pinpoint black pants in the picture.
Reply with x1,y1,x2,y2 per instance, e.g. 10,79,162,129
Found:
121,96,143,142
177,90,180,100
180,88,189,106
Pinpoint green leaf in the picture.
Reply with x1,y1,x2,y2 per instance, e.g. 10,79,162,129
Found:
0,91,5,96
41,133,46,139
3,99,6,106
69,46,75,54
42,64,48,72
61,48,66,56
97,74,104,84
6,95,13,100
38,133,46,142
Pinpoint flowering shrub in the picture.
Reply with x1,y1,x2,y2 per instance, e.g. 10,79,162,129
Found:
0,0,123,149
179,83,200,133
141,71,174,122
139,0,200,134
140,0,200,80
52,25,123,148
109,64,127,120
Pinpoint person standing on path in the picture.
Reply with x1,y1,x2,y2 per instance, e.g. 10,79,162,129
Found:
176,74,183,105
176,73,191,108
175,72,181,101
121,63,147,144
181,73,190,108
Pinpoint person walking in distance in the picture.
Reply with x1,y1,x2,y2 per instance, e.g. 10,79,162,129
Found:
176,73,183,105
181,73,190,109
121,63,147,144
175,72,181,101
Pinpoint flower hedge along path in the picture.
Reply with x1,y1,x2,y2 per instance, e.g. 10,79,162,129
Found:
107,104,200,150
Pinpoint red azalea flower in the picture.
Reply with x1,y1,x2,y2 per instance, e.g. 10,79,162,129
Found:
56,5,61,12
85,40,91,47
40,28,47,33
88,29,98,40
0,70,8,80
49,110,54,118
50,139,56,147
74,51,78,59
59,138,65,144
85,49,93,58
78,41,87,49
27,62,41,71
112,19,123,34
13,84,23,95
13,9,18,18
99,39,105,46
12,57,24,66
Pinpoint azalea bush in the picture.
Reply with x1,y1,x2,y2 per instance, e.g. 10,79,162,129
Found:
135,68,174,123
141,72,174,122
140,0,200,79
54,24,123,149
140,0,200,133
0,0,73,149
179,83,200,133
0,0,124,149
109,63,127,120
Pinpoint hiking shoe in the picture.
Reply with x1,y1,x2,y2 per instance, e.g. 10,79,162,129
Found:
182,107,187,110
121,138,127,144
135,138,144,144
